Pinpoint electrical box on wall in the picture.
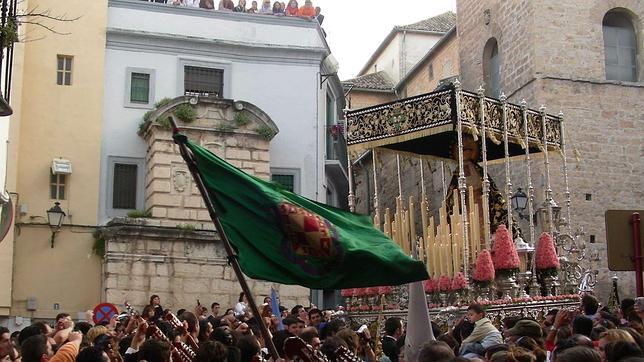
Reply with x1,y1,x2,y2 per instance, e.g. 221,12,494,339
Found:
26,297,37,311
52,159,72,175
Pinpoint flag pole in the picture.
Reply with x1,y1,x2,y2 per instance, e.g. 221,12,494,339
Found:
168,117,281,360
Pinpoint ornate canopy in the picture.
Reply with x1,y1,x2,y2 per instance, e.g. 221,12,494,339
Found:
345,85,562,160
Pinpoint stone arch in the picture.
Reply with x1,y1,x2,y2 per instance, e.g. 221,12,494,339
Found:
482,37,500,97
141,96,279,139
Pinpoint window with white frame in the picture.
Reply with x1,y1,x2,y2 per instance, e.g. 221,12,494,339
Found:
57,55,73,86
50,173,66,200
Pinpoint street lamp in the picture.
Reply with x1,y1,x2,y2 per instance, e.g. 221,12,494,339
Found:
511,188,528,219
46,202,65,248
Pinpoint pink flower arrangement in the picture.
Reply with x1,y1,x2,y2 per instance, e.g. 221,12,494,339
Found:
438,275,452,292
451,272,468,291
535,232,560,270
491,225,520,271
340,289,352,297
359,305,370,311
365,287,380,296
378,286,393,295
354,288,365,297
473,250,496,282
423,278,436,293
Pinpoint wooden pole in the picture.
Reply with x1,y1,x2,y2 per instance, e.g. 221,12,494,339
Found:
169,118,280,360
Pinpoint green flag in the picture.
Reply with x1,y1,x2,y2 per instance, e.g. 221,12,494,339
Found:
185,139,428,289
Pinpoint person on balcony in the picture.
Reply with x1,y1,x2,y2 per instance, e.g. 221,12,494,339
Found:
200,0,215,9
247,0,258,13
284,0,298,16
233,0,247,12
259,0,272,14
219,0,234,11
272,1,284,15
170,0,199,6
297,0,315,19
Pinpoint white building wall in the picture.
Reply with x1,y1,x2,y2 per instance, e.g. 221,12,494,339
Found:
99,1,336,224
401,32,442,78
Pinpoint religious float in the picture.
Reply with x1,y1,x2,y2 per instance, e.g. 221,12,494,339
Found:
340,81,600,330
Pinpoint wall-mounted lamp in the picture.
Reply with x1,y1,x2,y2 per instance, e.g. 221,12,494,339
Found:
511,188,528,219
46,202,65,248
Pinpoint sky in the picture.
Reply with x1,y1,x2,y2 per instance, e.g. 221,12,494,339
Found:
321,0,457,80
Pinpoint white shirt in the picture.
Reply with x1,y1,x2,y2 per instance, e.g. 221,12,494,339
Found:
234,302,247,317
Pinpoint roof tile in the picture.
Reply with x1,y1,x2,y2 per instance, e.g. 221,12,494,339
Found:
395,11,456,33
341,71,394,91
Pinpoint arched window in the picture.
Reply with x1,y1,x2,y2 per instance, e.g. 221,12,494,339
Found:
603,10,638,81
483,38,500,97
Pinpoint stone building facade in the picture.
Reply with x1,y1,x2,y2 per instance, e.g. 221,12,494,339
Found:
455,0,643,299
100,97,309,312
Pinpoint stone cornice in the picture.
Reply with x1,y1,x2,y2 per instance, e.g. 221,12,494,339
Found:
106,28,326,66
100,218,218,243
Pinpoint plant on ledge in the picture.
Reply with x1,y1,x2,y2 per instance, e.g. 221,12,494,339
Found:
127,209,151,218
174,104,197,123
254,126,276,140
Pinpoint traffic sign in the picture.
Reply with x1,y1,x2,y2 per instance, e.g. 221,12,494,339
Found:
93,303,119,324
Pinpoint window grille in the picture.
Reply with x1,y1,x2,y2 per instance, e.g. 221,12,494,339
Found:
184,66,223,97
112,163,138,209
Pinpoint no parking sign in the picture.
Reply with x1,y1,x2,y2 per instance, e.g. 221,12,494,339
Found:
93,303,119,324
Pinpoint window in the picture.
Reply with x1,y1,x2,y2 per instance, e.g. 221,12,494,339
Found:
271,168,300,194
57,55,73,86
184,66,223,97
125,68,155,108
483,38,500,97
603,10,638,81
107,157,145,215
50,173,66,200
272,174,295,193
112,163,138,209
130,73,150,103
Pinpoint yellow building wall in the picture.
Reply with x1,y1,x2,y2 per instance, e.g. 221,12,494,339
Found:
402,35,459,97
6,0,107,318
11,228,102,318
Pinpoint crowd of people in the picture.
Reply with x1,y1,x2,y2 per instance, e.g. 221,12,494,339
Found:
141,0,325,24
1,293,643,362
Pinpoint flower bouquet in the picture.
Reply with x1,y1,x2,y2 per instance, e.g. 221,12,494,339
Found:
451,272,469,305
438,275,452,306
535,232,560,296
473,250,495,287
491,225,520,277
423,278,437,305
535,232,559,277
